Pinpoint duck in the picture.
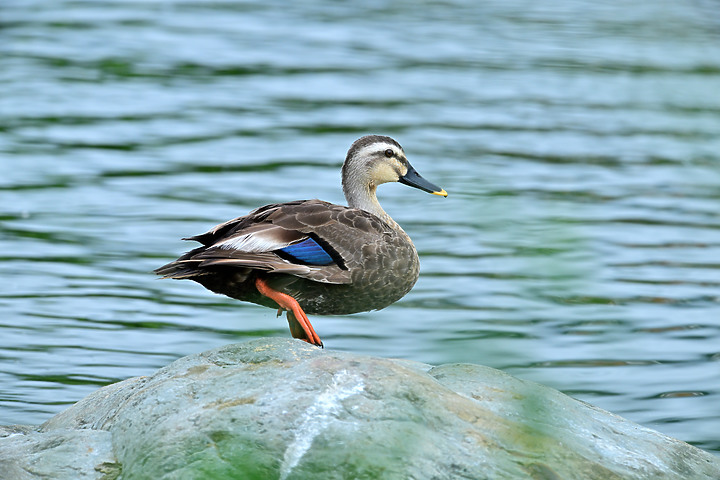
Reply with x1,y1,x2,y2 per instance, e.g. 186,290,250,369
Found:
155,135,447,347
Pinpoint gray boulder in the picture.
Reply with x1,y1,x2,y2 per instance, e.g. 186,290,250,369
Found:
1,338,718,479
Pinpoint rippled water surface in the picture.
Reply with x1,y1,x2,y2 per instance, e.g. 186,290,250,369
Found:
2,0,720,456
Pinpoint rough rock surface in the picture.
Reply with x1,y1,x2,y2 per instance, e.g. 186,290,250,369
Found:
1,338,719,479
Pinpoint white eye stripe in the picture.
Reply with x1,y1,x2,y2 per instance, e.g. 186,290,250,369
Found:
354,142,403,159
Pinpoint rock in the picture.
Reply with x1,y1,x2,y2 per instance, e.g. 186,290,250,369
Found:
2,338,719,479
0,425,117,480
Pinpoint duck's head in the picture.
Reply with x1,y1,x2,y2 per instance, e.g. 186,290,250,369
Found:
342,135,448,204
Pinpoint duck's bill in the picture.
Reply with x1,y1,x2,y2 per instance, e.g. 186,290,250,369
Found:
399,164,448,197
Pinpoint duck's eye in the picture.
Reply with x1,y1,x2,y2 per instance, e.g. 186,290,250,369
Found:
384,149,394,158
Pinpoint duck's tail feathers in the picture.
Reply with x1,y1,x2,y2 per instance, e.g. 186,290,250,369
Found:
154,260,205,279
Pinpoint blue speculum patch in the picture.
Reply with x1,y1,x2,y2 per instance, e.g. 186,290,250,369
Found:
278,237,334,265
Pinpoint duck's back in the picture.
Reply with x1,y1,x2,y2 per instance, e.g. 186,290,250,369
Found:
163,199,420,315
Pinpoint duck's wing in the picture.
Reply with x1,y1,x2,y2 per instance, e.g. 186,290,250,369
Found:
156,200,389,285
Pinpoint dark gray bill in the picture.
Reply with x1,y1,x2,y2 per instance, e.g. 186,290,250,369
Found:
398,164,448,197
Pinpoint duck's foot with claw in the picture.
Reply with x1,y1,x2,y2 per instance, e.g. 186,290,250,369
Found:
255,277,324,347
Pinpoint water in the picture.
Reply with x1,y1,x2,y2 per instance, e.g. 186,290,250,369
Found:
2,0,720,456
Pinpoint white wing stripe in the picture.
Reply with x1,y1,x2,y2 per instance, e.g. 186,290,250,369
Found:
216,232,284,252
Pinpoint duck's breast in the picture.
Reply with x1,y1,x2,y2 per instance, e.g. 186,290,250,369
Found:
283,207,420,314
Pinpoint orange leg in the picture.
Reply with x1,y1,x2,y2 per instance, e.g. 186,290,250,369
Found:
255,277,323,348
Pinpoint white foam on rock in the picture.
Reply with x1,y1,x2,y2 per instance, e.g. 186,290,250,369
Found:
279,370,365,480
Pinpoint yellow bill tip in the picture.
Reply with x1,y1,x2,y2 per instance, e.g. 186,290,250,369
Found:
432,189,448,197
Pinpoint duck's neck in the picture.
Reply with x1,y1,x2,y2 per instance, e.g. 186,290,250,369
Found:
344,182,399,229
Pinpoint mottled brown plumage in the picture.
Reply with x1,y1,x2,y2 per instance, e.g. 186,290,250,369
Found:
155,135,447,346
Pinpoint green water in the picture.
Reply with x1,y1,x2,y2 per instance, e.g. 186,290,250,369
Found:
1,0,719,455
